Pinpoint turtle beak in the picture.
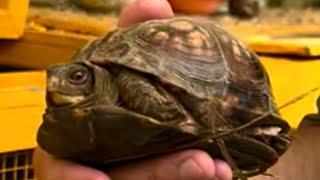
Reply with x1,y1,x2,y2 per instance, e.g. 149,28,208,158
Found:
46,65,71,106
46,66,61,106
46,65,64,92
47,92,85,107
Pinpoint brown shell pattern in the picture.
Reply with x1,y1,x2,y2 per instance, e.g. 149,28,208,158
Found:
89,18,271,112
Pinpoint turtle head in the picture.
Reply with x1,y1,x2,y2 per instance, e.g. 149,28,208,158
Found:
46,63,94,107
46,62,119,108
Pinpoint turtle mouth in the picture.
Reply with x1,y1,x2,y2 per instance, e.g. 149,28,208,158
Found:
46,91,85,107
245,125,292,156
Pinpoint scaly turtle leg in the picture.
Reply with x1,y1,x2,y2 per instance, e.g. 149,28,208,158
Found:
116,70,197,129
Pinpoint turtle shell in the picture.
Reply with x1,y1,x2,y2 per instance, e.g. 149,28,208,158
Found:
39,17,292,178
77,17,291,173
85,18,279,119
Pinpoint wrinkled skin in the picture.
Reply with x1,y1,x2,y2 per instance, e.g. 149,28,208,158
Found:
37,17,292,179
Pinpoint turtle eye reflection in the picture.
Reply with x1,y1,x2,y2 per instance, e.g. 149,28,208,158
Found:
68,70,88,85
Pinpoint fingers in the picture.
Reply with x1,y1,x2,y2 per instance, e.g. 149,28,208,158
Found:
214,160,233,180
33,147,110,180
108,150,232,180
33,148,232,180
118,0,174,28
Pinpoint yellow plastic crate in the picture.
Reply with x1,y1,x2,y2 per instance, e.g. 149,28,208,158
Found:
248,35,320,57
0,71,44,154
0,149,34,180
0,0,29,39
261,56,320,128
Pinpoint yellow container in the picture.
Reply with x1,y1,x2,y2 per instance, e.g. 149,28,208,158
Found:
0,0,29,39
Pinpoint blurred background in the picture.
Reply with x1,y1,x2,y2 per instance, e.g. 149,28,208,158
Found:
0,0,319,179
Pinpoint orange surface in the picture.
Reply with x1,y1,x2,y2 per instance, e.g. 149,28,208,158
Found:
0,31,91,69
168,0,226,14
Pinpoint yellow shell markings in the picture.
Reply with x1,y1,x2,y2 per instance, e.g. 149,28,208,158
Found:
231,39,251,61
187,31,206,48
232,44,242,58
172,36,184,44
139,19,220,58
139,26,159,43
105,29,124,43
152,31,170,45
232,38,255,62
188,30,216,57
173,31,214,57
221,95,241,116
215,29,258,82
143,27,157,36
170,20,195,32
220,33,230,44
171,36,187,54
132,54,146,67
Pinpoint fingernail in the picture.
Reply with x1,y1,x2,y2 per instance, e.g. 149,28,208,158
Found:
179,158,206,180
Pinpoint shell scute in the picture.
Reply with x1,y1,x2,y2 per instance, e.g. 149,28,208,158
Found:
139,19,218,58
89,18,273,111
212,27,267,92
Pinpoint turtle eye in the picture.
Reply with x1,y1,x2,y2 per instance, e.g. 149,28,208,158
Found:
68,70,88,85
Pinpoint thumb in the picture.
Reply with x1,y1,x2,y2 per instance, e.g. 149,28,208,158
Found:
118,0,174,28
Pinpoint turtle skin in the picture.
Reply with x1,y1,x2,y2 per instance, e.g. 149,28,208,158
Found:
37,18,291,179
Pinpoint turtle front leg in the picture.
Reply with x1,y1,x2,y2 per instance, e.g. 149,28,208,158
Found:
116,70,197,130
217,139,248,180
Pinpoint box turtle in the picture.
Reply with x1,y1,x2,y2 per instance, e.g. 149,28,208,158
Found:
37,17,291,179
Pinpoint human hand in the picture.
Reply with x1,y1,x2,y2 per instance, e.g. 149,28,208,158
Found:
33,0,233,179
33,147,232,180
